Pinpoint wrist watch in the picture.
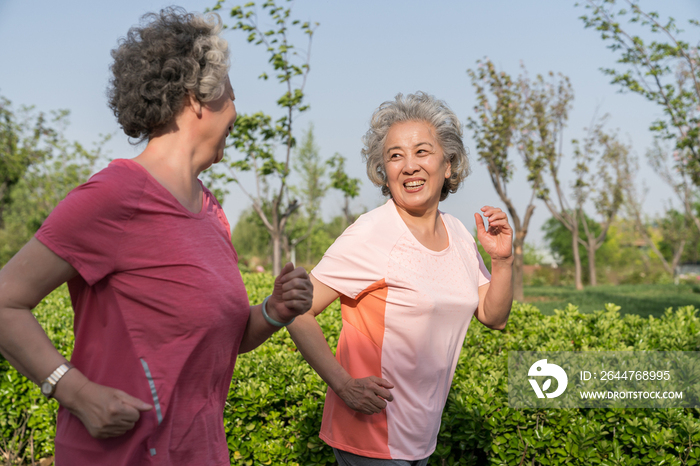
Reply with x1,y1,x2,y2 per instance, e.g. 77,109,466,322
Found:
40,363,74,398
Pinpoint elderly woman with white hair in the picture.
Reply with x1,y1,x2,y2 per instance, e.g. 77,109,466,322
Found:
288,92,514,466
0,8,312,465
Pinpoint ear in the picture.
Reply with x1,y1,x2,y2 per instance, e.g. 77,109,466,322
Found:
187,91,203,118
444,161,452,179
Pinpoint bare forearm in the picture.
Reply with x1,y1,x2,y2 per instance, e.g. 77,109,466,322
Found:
0,238,78,383
0,305,88,414
287,313,350,394
238,303,282,354
481,257,514,330
0,307,68,384
239,263,313,354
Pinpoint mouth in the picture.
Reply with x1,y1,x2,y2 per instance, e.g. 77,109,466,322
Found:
403,179,426,190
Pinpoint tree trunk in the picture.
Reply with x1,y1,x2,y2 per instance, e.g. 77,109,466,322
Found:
587,242,597,286
513,232,525,302
272,232,282,276
281,233,290,263
571,220,583,290
343,195,354,227
0,182,5,227
671,240,686,273
628,202,676,275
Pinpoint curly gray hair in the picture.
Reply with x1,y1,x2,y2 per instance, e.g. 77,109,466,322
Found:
108,7,230,141
361,92,470,201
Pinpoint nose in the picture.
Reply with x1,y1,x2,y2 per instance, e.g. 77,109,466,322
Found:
402,154,420,174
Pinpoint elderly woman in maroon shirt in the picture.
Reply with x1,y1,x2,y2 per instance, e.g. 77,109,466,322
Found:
0,8,311,465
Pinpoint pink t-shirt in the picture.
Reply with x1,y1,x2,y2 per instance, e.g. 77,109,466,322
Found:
35,159,249,466
311,199,491,461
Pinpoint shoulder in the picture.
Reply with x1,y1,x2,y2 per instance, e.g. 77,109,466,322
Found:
57,159,147,218
201,183,225,212
77,159,147,201
336,201,406,249
312,202,403,298
201,182,231,235
441,211,476,243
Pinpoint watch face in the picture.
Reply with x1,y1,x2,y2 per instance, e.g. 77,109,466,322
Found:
41,381,54,397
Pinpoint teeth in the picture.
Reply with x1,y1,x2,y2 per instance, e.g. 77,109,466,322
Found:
404,180,425,188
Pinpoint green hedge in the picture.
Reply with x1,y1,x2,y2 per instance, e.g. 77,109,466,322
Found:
2,276,700,465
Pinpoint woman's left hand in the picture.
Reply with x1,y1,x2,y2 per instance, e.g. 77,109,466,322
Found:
475,206,513,261
266,262,314,324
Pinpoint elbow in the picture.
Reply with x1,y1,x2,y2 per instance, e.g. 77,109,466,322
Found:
479,312,510,330
480,314,509,331
237,342,254,354
488,320,508,331
476,306,511,331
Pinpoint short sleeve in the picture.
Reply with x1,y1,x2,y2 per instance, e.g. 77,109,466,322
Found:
311,211,397,299
35,163,144,286
443,213,491,287
473,240,492,287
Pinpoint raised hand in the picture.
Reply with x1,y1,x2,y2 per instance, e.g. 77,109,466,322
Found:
337,376,394,415
266,262,313,324
474,206,513,261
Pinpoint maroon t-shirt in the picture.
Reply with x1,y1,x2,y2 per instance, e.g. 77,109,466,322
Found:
36,159,250,465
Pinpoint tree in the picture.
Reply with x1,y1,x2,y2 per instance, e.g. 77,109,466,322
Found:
619,152,687,275
230,205,273,268
0,96,104,265
213,0,317,275
570,120,627,285
326,153,361,228
288,124,327,264
543,214,600,272
518,67,627,289
1,96,55,227
232,205,343,270
467,59,548,301
657,207,694,270
579,0,700,233
516,70,584,288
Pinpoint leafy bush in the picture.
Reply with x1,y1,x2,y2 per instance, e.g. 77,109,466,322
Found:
435,303,700,465
2,277,700,465
0,286,74,463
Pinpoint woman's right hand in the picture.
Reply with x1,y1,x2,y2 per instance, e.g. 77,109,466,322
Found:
56,370,152,439
337,376,394,415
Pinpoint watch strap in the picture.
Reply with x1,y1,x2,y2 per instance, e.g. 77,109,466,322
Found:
41,362,74,398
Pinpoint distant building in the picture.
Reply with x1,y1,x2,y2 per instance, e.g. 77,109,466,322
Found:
675,264,700,281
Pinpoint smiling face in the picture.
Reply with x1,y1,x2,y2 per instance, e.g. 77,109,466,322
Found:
384,120,451,217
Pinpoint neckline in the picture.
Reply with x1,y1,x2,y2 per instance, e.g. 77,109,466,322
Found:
116,158,207,219
387,199,451,255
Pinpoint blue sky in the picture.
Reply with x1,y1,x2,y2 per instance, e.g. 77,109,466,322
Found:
1,0,698,246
